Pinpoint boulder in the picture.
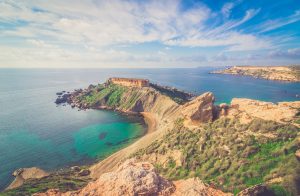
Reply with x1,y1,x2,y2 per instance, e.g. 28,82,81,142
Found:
13,168,24,177
78,169,90,176
173,178,232,196
181,92,215,123
70,166,81,172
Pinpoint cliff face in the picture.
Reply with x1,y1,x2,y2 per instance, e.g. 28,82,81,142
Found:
211,66,300,82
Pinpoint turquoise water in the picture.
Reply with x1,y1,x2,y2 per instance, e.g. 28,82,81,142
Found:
0,68,299,190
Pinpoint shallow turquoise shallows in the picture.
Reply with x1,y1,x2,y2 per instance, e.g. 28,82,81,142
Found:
0,68,299,190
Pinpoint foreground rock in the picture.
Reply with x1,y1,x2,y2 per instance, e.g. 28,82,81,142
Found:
211,66,300,82
173,178,232,196
34,159,230,196
7,167,49,190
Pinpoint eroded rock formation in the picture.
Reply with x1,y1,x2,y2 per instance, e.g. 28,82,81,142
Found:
181,92,215,123
34,159,230,196
7,167,49,190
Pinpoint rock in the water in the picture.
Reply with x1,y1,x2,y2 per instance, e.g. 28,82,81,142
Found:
78,169,90,176
55,93,70,104
70,166,81,172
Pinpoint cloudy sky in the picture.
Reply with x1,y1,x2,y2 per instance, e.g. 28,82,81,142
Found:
1,0,300,68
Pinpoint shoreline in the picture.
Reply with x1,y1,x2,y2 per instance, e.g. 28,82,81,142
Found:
89,110,161,178
4,109,157,191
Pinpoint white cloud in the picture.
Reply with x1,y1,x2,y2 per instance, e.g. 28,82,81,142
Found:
221,2,235,18
0,0,299,67
0,0,264,50
256,10,300,33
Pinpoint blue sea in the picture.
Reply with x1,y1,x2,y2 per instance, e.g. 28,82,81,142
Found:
0,68,299,190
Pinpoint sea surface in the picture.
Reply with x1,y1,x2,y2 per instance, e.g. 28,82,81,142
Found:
0,67,299,190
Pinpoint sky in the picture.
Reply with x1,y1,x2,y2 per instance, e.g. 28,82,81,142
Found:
0,0,300,68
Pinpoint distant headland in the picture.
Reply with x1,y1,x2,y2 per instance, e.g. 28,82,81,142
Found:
211,65,300,82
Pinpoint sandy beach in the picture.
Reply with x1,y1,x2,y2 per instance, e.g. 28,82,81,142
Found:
89,111,163,178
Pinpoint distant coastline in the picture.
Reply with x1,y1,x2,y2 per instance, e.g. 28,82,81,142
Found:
211,65,300,82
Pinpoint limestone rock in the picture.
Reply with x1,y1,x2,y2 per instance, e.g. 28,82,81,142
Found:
229,98,300,124
181,92,215,123
35,159,175,196
173,178,232,196
70,166,80,172
7,167,49,190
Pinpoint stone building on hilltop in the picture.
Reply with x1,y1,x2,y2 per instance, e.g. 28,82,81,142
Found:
107,77,150,87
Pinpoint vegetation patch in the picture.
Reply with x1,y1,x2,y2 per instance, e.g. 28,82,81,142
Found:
132,118,300,195
1,169,90,196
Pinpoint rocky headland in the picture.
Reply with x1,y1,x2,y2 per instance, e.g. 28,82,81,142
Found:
211,66,300,82
3,78,300,196
6,167,49,190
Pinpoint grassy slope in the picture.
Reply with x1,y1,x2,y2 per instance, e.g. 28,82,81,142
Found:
1,168,91,196
133,118,300,195
75,83,190,109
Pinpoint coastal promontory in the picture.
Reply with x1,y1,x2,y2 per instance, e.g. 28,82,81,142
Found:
211,66,300,82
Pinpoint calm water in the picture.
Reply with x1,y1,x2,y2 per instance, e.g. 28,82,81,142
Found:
0,68,299,190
